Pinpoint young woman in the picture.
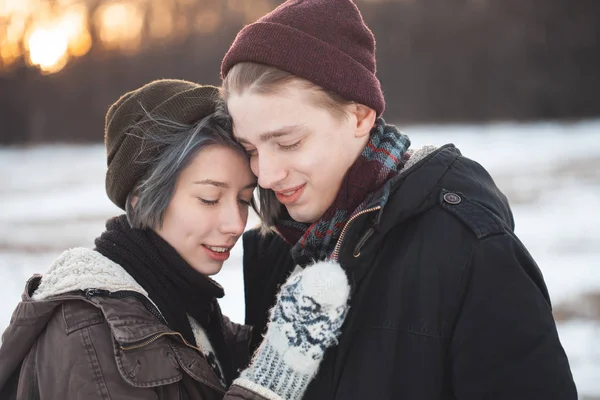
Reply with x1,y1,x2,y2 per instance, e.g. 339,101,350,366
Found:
219,0,578,399
0,79,350,400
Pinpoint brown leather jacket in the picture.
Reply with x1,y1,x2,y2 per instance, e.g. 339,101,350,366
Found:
0,276,265,400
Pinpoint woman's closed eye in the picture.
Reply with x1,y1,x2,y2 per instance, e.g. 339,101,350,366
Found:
198,198,218,206
198,197,252,207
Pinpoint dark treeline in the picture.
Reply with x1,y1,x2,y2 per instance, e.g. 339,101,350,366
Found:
1,0,599,144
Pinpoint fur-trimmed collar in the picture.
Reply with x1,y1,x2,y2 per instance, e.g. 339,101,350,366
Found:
32,247,146,300
401,145,439,173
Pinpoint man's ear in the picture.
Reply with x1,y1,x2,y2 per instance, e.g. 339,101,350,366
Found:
353,103,377,139
130,195,139,209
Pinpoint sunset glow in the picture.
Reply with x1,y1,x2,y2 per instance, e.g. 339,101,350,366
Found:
23,5,92,73
94,2,144,52
27,25,69,73
0,0,279,74
61,5,92,57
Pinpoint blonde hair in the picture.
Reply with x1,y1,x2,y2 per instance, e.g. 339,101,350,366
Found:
221,62,354,229
222,62,354,122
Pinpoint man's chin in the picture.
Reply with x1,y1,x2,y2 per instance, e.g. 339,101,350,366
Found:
286,204,322,224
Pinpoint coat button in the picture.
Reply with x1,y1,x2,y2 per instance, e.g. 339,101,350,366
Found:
443,192,462,205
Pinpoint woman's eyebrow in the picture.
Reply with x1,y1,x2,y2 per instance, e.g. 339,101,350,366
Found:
194,179,228,188
194,179,257,190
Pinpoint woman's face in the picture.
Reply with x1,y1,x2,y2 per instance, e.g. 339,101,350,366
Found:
156,145,256,276
227,83,373,223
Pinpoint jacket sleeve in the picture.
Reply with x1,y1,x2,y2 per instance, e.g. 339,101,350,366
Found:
224,384,273,400
451,233,578,399
221,315,253,372
242,229,295,355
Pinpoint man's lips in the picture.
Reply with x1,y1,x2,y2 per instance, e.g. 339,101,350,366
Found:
275,184,306,205
275,184,305,196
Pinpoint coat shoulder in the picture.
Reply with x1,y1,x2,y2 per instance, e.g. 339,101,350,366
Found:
61,298,106,333
437,189,511,240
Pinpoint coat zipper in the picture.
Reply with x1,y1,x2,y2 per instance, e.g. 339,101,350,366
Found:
120,332,182,350
84,288,201,352
330,146,454,262
331,206,381,261
120,331,200,352
85,288,166,325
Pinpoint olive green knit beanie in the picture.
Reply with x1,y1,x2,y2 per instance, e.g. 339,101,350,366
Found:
104,79,219,210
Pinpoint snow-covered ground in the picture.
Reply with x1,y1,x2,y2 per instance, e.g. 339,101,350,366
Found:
1,120,599,397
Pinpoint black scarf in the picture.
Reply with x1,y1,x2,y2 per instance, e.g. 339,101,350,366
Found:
94,215,234,385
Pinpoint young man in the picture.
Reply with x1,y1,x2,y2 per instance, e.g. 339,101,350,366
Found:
220,0,577,399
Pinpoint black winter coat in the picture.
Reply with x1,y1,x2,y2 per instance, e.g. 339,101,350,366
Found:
242,145,577,400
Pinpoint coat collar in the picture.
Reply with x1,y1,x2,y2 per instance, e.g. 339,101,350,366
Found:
335,145,460,291
31,247,148,301
2,249,227,392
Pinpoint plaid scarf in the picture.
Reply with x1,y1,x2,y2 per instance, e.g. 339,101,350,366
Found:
275,118,411,265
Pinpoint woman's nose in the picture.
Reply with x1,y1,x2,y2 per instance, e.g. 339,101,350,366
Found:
220,203,246,236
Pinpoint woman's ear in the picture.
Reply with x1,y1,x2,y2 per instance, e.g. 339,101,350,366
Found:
130,195,139,209
353,104,377,139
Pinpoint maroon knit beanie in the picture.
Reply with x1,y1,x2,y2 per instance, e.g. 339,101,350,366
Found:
221,0,385,116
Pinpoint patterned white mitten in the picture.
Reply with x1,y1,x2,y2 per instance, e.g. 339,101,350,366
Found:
233,260,350,400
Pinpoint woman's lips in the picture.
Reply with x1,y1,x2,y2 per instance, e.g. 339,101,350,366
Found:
202,245,231,261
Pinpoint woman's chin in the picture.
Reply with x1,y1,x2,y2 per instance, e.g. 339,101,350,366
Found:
191,261,224,276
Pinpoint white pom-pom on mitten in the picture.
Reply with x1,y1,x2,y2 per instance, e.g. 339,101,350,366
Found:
233,260,351,400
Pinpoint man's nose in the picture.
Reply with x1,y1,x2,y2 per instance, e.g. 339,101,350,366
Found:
255,151,287,189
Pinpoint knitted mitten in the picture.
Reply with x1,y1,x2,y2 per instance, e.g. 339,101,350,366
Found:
233,260,350,400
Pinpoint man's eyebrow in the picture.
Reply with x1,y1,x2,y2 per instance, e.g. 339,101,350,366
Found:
260,125,307,142
237,125,307,145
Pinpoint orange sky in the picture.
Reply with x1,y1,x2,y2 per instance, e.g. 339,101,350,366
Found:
0,0,276,74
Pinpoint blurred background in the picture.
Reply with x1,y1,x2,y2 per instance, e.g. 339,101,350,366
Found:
1,0,599,397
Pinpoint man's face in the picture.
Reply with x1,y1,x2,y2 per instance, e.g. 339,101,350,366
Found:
228,84,368,223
